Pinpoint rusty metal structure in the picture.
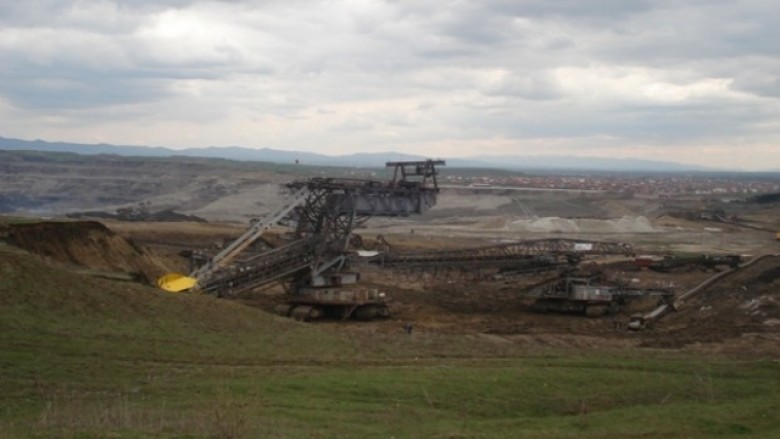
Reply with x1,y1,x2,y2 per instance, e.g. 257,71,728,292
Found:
351,238,646,318
194,159,445,320
181,158,644,321
639,254,742,273
358,238,634,279
530,272,674,317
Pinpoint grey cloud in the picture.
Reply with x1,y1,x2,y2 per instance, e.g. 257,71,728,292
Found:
482,73,561,101
0,0,778,169
0,64,173,110
0,1,165,28
483,0,657,22
444,95,770,144
732,74,780,99
593,2,779,65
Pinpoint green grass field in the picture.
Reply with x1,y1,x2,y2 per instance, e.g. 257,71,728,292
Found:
1,247,779,438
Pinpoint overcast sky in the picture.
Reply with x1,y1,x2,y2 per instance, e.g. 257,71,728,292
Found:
1,0,778,169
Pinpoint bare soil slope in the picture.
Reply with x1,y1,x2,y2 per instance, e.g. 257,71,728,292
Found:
2,221,171,282
643,255,780,353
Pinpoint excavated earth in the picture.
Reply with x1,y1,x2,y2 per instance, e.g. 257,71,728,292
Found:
1,221,170,283
2,152,779,357
6,219,778,357
639,255,780,355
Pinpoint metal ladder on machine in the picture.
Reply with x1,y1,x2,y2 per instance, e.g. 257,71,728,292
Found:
191,185,311,284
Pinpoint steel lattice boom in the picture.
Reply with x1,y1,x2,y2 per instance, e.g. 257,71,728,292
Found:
362,239,634,270
196,160,445,301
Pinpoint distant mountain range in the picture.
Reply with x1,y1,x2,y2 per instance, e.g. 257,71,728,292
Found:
0,136,720,172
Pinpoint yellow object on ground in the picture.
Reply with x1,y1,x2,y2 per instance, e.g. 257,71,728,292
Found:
157,273,198,293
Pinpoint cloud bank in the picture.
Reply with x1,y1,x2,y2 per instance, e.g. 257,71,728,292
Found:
0,0,778,169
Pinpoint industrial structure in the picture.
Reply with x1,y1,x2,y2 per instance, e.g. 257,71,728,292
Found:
159,160,446,320
530,272,674,317
362,239,634,278
634,253,742,272
358,240,676,317
158,159,685,322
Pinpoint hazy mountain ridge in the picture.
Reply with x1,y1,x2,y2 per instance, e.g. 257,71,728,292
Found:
0,136,718,172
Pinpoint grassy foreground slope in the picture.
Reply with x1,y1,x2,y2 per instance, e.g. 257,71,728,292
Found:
1,246,779,438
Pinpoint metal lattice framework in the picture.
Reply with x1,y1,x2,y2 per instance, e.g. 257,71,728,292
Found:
363,239,634,271
190,159,636,298
200,160,445,296
201,237,318,295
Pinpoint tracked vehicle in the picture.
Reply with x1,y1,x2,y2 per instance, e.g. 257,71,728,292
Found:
530,272,674,317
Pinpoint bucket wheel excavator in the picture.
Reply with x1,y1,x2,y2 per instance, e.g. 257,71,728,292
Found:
158,160,445,320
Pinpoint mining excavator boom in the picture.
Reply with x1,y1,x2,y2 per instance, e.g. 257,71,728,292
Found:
157,185,312,293
159,159,446,321
357,238,634,278
351,238,642,318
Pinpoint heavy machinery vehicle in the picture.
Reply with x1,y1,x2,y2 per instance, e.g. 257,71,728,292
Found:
354,239,660,318
157,159,643,321
530,272,674,317
158,160,445,320
635,253,742,272
359,238,634,279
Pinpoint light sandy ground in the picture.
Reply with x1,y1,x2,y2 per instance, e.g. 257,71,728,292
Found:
361,216,776,256
186,183,285,223
431,193,513,211
507,216,657,234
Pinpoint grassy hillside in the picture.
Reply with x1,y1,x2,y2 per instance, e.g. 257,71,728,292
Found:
1,246,779,438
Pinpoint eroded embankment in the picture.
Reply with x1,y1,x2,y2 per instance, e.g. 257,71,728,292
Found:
1,221,170,282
